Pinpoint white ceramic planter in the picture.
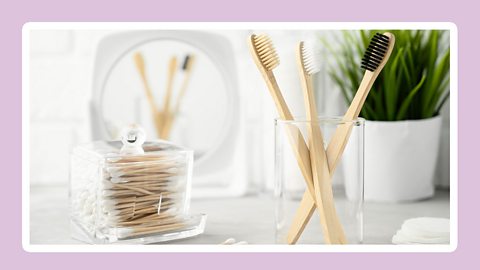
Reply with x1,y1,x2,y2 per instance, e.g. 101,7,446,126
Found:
362,116,442,202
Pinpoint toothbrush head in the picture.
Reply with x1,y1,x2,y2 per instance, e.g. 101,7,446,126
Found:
299,40,322,75
182,55,190,70
249,34,280,71
182,54,195,71
133,52,145,73
361,32,395,72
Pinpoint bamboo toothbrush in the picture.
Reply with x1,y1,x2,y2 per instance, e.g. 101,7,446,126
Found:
287,32,395,244
248,34,316,206
174,54,196,113
296,41,347,244
163,54,196,137
133,52,162,137
159,56,178,139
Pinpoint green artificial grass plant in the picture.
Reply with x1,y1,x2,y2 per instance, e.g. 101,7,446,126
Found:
326,30,450,121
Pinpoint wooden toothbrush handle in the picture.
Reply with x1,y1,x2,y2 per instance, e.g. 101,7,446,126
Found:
287,123,353,244
248,37,315,198
263,69,348,244
159,57,178,139
161,67,195,139
294,49,347,244
344,72,376,120
261,71,316,197
307,124,347,244
287,72,375,244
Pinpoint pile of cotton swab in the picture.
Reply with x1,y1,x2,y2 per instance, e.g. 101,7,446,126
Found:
71,150,196,241
100,153,192,239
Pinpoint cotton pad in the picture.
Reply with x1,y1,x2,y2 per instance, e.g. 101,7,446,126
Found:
392,217,450,244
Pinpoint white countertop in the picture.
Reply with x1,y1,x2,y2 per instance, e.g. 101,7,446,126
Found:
30,186,449,245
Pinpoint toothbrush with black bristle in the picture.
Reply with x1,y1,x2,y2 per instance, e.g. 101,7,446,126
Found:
287,32,395,244
176,54,195,107
163,54,196,136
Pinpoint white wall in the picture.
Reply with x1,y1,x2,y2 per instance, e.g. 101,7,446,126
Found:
29,30,116,185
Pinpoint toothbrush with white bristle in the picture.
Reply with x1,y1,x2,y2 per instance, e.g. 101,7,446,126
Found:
287,32,396,244
294,40,346,244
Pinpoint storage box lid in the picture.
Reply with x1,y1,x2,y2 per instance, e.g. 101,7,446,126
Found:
72,124,192,164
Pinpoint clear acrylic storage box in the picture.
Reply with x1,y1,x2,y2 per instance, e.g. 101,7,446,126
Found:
70,125,206,244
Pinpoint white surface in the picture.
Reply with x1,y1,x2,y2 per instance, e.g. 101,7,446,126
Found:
30,186,449,245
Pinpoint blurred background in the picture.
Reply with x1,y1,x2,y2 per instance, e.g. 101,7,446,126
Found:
28,29,450,192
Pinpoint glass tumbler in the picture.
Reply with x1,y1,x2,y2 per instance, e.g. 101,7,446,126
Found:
274,117,364,244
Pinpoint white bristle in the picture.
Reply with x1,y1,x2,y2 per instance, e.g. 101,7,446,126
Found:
253,34,279,71
301,41,322,75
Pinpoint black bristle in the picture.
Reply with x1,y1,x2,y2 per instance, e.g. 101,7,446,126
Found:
361,33,390,71
375,32,390,42
372,36,389,47
182,54,191,70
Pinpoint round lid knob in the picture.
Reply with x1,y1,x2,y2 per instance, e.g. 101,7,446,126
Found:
120,124,146,154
